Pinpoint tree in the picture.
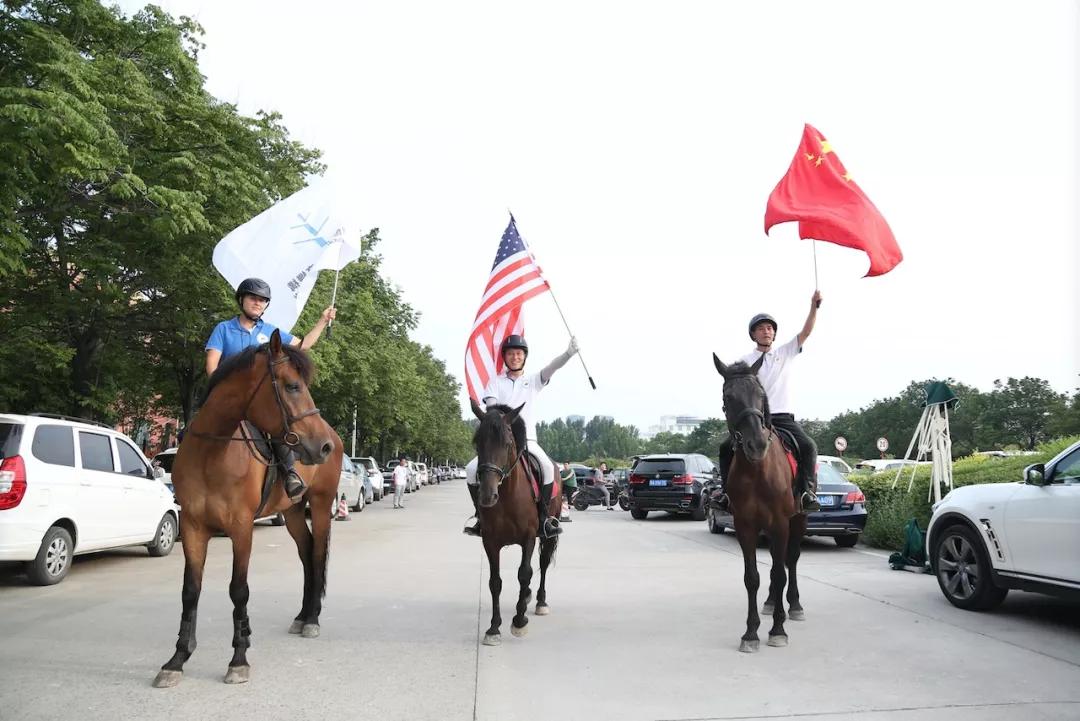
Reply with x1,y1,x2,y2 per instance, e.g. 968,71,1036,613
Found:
982,377,1068,450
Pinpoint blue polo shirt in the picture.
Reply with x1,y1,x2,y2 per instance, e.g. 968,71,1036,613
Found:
205,317,295,359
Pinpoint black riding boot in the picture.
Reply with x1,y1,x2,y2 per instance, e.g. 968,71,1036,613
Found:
272,440,307,503
463,483,482,537
715,437,734,512
538,482,562,538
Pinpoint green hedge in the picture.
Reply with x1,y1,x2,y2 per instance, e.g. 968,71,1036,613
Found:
858,436,1079,550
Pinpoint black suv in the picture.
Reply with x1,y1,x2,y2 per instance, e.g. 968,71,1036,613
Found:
627,453,716,520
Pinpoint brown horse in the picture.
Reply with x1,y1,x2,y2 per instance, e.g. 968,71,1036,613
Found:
153,330,341,688
470,400,561,646
713,353,808,653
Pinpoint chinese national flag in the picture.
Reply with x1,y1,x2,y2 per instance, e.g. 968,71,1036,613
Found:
765,124,902,277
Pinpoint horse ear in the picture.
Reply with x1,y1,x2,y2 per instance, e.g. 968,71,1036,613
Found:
712,352,728,378
470,398,485,422
269,328,282,354
750,352,765,374
506,402,526,426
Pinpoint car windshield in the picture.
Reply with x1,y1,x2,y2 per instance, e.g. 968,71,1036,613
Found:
0,422,23,460
633,459,686,475
816,463,846,486
154,452,177,473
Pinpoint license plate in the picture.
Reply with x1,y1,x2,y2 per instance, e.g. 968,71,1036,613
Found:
649,479,667,487
818,495,836,507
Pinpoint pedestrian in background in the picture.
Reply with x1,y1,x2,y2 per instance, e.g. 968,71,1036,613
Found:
392,455,409,509
560,461,576,522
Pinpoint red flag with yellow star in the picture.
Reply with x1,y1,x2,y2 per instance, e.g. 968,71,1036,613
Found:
765,124,902,277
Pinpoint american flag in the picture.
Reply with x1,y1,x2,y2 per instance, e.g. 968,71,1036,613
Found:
464,216,551,401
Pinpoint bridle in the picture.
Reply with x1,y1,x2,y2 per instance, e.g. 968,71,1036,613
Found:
724,378,773,452
189,351,321,456
476,417,526,486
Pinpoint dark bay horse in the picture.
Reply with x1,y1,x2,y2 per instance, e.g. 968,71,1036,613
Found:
153,330,342,688
713,353,808,653
470,400,560,646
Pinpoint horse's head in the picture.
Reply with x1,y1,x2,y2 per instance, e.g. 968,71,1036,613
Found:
470,399,526,508
713,352,772,462
226,330,334,465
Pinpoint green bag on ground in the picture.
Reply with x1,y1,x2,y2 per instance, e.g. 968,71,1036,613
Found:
888,518,930,572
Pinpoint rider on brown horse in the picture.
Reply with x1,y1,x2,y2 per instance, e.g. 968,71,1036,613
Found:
716,291,823,514
204,277,337,502
464,334,579,539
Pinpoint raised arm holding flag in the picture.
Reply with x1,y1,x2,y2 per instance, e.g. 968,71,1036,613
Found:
205,175,363,504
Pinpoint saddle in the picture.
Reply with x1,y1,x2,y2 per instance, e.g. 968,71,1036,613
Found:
774,427,800,480
518,452,559,505
239,421,279,518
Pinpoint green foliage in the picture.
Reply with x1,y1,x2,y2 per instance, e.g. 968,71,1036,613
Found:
859,436,1079,550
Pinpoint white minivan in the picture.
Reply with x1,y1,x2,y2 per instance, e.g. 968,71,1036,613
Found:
0,413,179,585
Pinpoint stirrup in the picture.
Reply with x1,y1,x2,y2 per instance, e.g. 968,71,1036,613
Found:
283,471,307,503
713,493,730,512
799,491,821,513
540,516,563,538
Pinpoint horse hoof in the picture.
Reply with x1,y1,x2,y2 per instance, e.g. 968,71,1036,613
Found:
738,639,760,654
288,619,304,634
152,669,183,688
789,608,805,621
768,634,789,647
511,623,528,638
762,602,774,615
535,604,550,616
482,633,501,646
301,623,320,638
224,665,250,684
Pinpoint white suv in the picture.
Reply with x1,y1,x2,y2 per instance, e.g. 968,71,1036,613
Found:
926,439,1080,610
0,413,179,585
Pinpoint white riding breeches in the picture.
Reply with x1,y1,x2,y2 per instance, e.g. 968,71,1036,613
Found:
466,440,554,487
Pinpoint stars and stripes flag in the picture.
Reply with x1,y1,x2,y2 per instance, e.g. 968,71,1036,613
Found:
464,216,551,401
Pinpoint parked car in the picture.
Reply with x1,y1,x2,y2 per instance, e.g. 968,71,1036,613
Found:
626,453,715,521
703,463,867,546
0,413,179,585
338,455,364,512
352,457,383,501
454,466,467,479
818,454,853,476
415,462,430,486
926,439,1080,611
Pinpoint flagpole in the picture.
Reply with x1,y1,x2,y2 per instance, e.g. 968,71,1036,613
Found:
548,289,597,390
812,239,821,308
326,268,341,338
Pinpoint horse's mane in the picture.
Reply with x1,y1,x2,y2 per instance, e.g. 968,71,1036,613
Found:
473,403,528,455
202,343,315,404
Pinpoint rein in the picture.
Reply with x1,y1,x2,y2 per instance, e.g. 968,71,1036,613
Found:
188,352,321,454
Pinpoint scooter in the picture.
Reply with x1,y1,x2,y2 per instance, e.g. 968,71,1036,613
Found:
572,481,630,511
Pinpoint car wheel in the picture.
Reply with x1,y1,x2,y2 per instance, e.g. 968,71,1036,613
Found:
271,513,286,526
834,534,859,548
352,489,365,512
148,514,177,557
933,524,1008,611
630,508,648,520
690,498,707,522
28,526,73,586
707,507,724,534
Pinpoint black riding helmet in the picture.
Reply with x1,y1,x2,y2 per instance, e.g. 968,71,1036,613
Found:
235,277,272,306
748,313,777,339
501,334,529,357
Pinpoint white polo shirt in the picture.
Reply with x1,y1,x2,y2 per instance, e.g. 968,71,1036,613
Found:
740,336,801,415
482,371,548,441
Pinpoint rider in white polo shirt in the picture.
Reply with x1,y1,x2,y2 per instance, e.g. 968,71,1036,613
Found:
716,291,822,513
464,334,579,539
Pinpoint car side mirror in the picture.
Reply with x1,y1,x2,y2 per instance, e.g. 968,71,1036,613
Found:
153,466,165,480
1024,463,1047,486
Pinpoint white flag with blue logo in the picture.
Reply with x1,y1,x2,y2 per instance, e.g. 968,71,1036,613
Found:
212,175,365,333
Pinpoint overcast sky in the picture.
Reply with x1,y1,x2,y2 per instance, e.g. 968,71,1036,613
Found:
120,0,1079,432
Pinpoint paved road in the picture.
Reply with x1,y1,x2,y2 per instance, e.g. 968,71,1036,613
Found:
1,482,1078,720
